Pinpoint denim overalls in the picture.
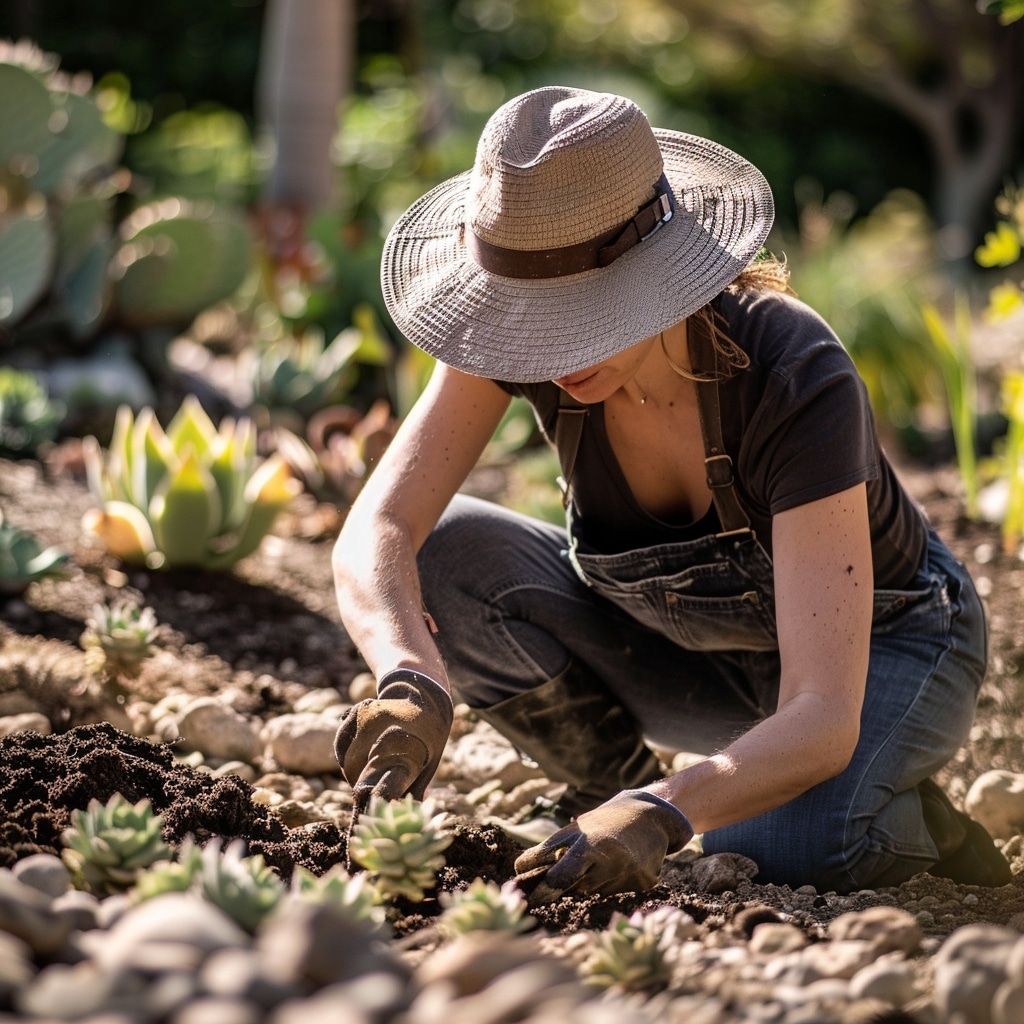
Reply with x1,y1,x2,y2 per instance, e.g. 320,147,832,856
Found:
418,324,987,891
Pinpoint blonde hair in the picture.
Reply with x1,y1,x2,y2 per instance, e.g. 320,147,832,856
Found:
688,251,793,380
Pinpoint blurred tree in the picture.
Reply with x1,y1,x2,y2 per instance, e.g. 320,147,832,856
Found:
658,0,1024,262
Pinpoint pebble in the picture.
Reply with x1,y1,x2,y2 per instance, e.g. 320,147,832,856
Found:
12,853,70,899
175,697,262,763
0,712,51,737
966,769,1024,841
261,713,340,776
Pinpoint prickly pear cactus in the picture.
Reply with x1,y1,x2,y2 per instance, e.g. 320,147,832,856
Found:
348,795,452,903
438,877,533,937
80,600,159,679
61,793,172,896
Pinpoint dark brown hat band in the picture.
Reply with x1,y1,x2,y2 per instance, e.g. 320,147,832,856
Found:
466,174,675,280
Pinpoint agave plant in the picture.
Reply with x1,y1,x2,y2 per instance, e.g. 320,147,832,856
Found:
80,599,159,678
348,794,452,903
438,878,533,937
82,394,301,569
199,837,284,933
580,908,677,992
0,511,71,596
61,793,171,896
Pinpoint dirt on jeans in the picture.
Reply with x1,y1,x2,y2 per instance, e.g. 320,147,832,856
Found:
2,447,1024,943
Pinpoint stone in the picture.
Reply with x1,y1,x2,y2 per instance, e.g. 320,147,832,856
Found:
0,868,74,956
261,713,340,776
828,906,922,956
175,697,262,763
848,954,916,1006
172,995,263,1024
932,922,1020,1024
0,712,51,737
12,853,70,899
293,688,346,714
748,922,809,955
966,770,1024,841
437,725,545,792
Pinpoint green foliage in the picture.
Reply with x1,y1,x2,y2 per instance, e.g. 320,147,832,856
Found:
0,511,71,597
290,864,389,933
348,795,452,903
922,295,979,519
438,878,533,937
199,838,284,933
978,0,1024,25
998,372,1024,553
132,836,202,901
0,368,63,456
0,45,252,350
61,793,171,896
580,909,676,991
81,394,301,569
80,599,159,679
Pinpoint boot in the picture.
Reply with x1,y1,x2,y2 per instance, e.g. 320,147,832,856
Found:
919,777,1012,887
473,661,662,820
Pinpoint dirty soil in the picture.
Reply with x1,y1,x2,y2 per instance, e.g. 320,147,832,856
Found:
2,447,1024,943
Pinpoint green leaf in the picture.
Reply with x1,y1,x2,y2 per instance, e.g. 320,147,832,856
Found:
0,209,56,326
975,221,1021,268
977,0,1024,23
149,449,222,566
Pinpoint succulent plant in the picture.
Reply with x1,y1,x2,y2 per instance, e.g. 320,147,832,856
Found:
580,909,676,992
348,795,452,903
438,878,533,937
82,394,301,569
199,837,284,932
0,368,63,457
132,836,202,901
61,793,172,895
290,863,388,933
80,599,159,678
0,511,71,597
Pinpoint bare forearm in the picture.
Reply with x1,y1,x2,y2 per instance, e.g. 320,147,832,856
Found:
333,514,450,692
649,691,860,834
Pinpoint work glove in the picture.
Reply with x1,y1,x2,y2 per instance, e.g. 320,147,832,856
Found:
334,668,453,807
513,789,693,904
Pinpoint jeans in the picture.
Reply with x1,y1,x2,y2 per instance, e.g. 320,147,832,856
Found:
418,494,987,892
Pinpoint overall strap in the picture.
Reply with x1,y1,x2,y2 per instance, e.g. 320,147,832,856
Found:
553,387,588,507
688,315,754,540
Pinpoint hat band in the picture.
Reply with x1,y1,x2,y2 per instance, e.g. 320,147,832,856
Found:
466,173,675,280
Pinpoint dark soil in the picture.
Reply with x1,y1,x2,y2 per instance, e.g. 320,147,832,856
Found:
2,447,1024,943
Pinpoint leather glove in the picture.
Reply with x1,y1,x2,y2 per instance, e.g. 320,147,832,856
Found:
513,790,693,904
334,668,453,805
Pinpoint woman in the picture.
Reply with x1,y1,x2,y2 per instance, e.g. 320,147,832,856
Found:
332,86,1010,899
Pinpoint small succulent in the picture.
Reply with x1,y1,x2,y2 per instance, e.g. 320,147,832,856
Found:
438,878,533,937
580,909,677,992
132,836,202,901
61,793,171,896
290,863,388,933
0,367,63,457
82,394,301,570
199,837,284,932
0,511,70,596
348,794,452,903
80,599,159,679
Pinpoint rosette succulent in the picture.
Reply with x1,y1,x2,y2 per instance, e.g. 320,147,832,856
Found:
80,599,159,678
0,367,63,457
438,878,533,937
200,837,284,932
348,795,452,903
132,836,202,901
0,512,70,596
290,864,388,933
581,909,676,992
82,394,301,569
61,793,171,895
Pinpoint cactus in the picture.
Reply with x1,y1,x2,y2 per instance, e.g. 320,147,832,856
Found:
580,909,677,992
199,837,284,933
81,394,301,569
61,793,172,896
0,368,63,456
0,511,71,596
132,837,202,901
290,864,388,933
438,878,533,937
348,795,452,903
80,599,159,678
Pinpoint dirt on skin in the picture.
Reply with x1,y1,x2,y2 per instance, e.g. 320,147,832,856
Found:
2,447,1024,944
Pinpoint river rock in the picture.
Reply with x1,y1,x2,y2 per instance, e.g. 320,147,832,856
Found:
0,712,51,737
12,853,70,899
828,905,922,955
932,922,1021,1024
261,713,340,775
0,868,74,956
175,697,262,763
966,770,1024,841
438,725,545,792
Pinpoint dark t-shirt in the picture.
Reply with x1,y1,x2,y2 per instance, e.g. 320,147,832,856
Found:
496,289,928,588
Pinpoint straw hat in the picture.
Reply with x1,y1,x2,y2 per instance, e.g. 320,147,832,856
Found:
381,86,774,383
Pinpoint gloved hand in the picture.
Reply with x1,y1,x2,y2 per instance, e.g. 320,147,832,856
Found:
334,669,453,805
513,789,693,904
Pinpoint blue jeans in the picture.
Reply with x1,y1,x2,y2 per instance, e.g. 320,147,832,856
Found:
417,494,987,892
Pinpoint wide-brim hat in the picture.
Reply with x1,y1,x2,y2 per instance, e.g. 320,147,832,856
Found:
381,86,774,383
